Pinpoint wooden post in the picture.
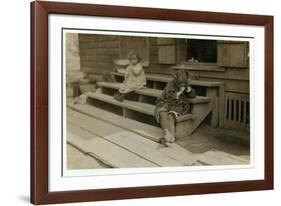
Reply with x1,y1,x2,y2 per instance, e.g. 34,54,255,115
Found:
218,85,225,128
138,95,144,103
206,87,218,127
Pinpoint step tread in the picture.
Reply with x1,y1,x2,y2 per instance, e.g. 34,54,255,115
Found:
86,92,193,121
86,92,155,116
98,81,161,97
97,81,210,104
112,72,223,87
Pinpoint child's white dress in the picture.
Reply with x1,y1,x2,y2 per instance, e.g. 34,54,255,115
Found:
119,62,146,93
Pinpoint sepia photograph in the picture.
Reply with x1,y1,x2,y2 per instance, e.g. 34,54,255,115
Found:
30,1,274,203
65,30,251,171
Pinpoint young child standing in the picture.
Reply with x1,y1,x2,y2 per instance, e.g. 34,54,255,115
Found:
155,70,196,147
114,52,146,101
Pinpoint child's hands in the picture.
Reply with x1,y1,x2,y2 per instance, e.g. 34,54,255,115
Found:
176,86,185,99
186,86,192,93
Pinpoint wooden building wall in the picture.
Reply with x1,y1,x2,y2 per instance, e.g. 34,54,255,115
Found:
78,34,249,94
79,34,120,74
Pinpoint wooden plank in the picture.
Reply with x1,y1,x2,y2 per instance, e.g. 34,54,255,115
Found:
80,47,120,54
191,68,250,81
68,109,122,135
67,123,157,168
224,79,249,94
112,71,171,83
243,96,247,125
197,149,249,165
107,132,196,166
79,34,118,42
105,132,183,166
238,98,242,123
97,82,210,103
217,41,249,68
224,94,229,126
199,77,249,93
158,45,176,64
80,51,119,58
175,114,193,122
67,143,109,169
86,92,155,116
86,40,119,48
233,98,237,125
119,36,150,63
109,131,197,166
211,97,219,127
112,72,223,87
156,38,175,45
81,55,117,62
206,88,218,127
69,103,162,142
172,64,225,72
224,68,249,80
218,85,225,128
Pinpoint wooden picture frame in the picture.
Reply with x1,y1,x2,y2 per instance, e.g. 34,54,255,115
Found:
31,1,274,204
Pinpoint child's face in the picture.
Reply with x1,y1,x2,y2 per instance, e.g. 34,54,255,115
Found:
130,55,139,65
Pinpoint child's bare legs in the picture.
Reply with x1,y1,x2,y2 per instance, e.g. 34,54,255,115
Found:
113,91,124,101
159,112,176,146
168,113,176,143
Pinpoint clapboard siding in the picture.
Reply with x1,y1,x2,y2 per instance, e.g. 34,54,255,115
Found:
79,34,120,74
78,34,249,94
119,36,149,62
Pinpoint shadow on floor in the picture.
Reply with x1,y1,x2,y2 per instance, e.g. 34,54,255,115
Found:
177,123,250,156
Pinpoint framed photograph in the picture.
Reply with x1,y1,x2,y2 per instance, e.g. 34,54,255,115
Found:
31,1,274,204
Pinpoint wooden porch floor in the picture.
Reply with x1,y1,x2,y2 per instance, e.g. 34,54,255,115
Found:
66,103,249,170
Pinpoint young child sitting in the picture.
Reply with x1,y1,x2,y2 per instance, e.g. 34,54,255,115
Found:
114,52,146,102
155,70,196,147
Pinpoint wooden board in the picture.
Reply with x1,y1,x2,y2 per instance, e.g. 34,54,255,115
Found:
196,149,249,165
112,72,223,87
67,123,157,168
217,41,249,68
86,92,155,116
198,68,249,81
106,131,197,166
68,103,162,142
97,82,210,103
105,131,183,166
119,36,150,63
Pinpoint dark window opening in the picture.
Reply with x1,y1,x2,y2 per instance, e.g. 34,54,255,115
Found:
186,39,217,63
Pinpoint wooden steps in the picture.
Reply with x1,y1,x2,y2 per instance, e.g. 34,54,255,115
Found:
112,71,225,128
88,80,215,137
84,80,215,137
